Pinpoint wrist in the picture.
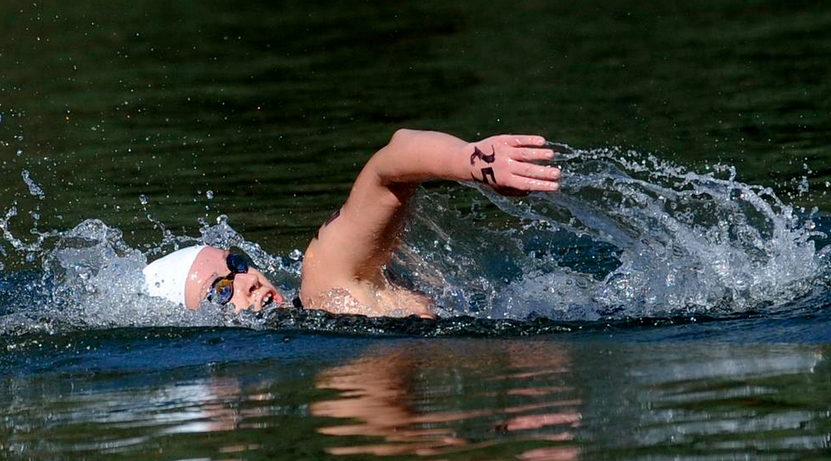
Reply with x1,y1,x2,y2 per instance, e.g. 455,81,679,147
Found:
455,141,477,181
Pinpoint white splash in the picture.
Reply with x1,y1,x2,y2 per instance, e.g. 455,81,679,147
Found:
402,147,830,320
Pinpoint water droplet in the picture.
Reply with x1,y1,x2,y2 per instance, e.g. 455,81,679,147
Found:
21,170,45,199
16,149,23,156
289,249,303,261
798,177,810,195
206,190,214,200
139,194,149,205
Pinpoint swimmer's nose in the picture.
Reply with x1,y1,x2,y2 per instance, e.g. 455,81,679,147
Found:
233,272,260,301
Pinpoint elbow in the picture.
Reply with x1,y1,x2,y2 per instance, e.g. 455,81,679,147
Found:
370,128,419,186
388,128,418,149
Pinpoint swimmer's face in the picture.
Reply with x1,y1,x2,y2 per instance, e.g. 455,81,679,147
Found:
184,247,283,312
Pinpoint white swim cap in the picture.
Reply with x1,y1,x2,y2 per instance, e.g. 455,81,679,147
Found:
143,245,206,306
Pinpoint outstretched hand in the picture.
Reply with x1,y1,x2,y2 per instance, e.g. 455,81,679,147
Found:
467,135,561,196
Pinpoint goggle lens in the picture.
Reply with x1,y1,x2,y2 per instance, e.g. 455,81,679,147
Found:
210,278,235,305
205,254,250,306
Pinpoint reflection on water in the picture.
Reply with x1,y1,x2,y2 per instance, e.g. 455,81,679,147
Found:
585,343,830,458
312,341,581,459
4,333,830,460
621,345,829,455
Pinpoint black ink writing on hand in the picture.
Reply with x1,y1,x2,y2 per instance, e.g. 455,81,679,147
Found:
471,167,497,185
470,145,496,165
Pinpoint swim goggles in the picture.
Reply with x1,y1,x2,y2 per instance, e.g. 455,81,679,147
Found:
206,254,249,305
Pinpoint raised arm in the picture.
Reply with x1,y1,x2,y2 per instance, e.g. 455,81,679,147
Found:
299,129,561,317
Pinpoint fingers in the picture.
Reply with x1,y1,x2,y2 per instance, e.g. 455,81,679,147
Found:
511,163,562,181
506,176,560,192
504,135,546,147
516,148,555,162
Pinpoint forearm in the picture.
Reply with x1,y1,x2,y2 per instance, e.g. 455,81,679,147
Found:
366,129,558,194
368,129,473,185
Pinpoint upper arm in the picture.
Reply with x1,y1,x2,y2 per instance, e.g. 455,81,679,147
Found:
299,131,424,304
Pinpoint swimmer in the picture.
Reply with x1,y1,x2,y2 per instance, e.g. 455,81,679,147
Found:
143,129,562,318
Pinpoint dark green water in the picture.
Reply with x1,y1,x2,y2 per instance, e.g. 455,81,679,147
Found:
3,0,831,459
3,0,830,251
